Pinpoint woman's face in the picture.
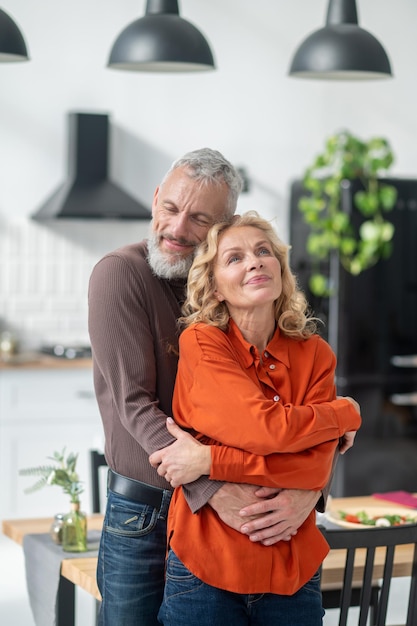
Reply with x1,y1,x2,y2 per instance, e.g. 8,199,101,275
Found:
213,226,282,316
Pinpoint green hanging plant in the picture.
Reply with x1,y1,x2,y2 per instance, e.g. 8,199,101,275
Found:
298,130,397,297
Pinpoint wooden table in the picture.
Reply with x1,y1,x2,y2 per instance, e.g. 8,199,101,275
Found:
321,496,416,590
2,514,103,602
2,496,416,621
2,514,103,626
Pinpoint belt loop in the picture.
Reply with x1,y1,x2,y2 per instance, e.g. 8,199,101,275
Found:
160,490,173,520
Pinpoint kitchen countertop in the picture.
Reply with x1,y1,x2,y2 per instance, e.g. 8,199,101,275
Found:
0,353,93,370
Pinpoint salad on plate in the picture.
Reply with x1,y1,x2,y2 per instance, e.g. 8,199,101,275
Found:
325,505,417,529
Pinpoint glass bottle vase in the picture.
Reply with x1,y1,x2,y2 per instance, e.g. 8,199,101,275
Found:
62,501,87,552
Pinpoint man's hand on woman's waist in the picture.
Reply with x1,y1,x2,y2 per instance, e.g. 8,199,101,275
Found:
209,485,320,545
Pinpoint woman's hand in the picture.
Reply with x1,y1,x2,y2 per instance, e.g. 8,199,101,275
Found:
149,418,211,487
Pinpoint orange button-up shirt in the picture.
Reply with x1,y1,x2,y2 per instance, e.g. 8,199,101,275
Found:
169,320,361,595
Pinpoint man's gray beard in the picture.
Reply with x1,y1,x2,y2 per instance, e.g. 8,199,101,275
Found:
147,232,195,280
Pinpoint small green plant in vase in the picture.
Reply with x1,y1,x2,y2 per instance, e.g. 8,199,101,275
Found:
20,449,87,552
298,130,398,296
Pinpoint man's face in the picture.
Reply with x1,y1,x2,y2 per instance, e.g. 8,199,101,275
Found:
151,166,230,267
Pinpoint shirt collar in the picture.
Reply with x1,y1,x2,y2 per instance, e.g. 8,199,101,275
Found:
227,318,291,368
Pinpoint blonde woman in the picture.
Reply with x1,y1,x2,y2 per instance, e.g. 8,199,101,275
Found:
152,211,361,625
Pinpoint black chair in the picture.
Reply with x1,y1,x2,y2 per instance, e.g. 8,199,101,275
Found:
320,523,417,626
322,576,379,625
90,450,108,514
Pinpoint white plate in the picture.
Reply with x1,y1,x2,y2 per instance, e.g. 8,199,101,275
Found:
325,506,417,529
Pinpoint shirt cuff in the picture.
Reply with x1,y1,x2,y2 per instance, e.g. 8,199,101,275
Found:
182,476,224,514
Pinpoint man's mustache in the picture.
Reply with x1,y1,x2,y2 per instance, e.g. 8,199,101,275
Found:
160,233,198,248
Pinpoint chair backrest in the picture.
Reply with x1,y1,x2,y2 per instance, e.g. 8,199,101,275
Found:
320,523,417,626
90,450,108,513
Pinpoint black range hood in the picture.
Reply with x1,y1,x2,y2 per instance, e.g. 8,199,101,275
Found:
33,112,151,220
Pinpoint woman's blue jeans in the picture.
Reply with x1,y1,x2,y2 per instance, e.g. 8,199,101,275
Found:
158,549,324,626
97,488,172,626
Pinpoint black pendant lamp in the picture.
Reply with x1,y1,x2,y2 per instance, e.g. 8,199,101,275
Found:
108,0,215,72
289,0,392,80
0,7,29,62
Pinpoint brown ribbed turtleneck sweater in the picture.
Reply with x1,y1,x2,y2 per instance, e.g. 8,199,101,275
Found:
88,241,220,512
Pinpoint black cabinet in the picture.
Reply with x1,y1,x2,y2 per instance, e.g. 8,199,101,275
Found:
289,178,417,496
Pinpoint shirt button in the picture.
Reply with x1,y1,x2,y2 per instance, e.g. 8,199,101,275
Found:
269,364,276,370
264,351,269,358
273,395,280,402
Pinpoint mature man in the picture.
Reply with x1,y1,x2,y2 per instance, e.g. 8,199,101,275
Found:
88,148,322,626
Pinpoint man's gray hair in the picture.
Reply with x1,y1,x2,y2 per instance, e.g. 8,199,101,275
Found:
161,148,243,217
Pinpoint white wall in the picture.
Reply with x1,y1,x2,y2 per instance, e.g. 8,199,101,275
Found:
0,217,150,348
1,0,416,347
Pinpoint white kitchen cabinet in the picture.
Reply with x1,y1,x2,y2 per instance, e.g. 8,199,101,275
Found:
0,365,104,521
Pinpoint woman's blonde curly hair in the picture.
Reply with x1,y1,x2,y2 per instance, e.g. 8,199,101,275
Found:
180,211,318,339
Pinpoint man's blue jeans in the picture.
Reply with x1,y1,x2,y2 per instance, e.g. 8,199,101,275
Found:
158,549,324,626
97,488,172,626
